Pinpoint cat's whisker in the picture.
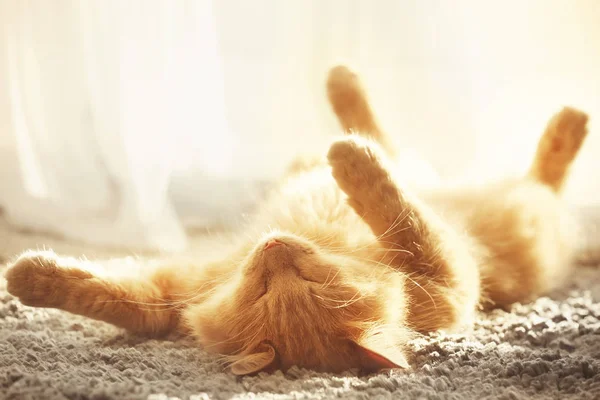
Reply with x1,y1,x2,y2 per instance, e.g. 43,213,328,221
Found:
375,209,410,241
377,247,414,257
320,265,345,290
4,68,582,377
202,322,266,353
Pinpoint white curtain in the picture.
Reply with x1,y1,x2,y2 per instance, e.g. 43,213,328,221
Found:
1,0,599,252
0,0,232,251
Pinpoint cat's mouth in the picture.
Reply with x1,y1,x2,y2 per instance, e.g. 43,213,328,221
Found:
249,236,326,286
260,258,321,284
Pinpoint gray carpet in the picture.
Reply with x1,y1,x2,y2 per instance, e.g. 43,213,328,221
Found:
1,219,600,399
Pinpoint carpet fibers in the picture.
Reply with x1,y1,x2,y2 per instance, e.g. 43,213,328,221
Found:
1,220,600,400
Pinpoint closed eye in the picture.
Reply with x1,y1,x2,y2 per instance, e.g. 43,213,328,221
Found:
297,272,321,284
255,286,267,301
254,271,272,300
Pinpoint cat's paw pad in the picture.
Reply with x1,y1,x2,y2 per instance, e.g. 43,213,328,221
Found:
4,251,91,307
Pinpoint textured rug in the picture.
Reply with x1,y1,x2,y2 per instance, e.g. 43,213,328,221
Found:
1,218,600,400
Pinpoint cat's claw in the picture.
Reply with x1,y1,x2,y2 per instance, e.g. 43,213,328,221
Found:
4,251,92,307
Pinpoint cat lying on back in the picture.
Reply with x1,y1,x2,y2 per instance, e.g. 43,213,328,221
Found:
5,65,589,375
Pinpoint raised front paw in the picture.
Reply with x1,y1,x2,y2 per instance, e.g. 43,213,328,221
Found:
327,136,391,196
4,251,93,307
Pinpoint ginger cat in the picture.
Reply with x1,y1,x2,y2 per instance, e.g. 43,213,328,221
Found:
4,66,589,376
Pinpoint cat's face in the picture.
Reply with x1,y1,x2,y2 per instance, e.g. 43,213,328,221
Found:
186,232,410,375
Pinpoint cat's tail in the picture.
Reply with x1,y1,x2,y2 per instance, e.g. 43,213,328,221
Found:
528,107,589,192
326,65,396,156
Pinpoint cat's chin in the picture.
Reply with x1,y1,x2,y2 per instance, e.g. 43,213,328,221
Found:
243,234,325,282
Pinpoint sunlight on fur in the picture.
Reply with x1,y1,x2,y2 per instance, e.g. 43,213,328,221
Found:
4,65,589,375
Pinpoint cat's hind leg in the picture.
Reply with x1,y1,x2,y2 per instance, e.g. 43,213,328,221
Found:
528,107,588,192
327,65,396,157
327,137,480,332
4,251,179,335
284,65,394,179
474,107,588,306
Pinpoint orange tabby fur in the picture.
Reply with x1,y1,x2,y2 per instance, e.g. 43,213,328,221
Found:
4,65,588,375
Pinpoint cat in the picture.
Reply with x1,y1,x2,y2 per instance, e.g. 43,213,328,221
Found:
4,65,589,376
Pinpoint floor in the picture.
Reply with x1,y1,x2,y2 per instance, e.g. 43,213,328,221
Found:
1,216,600,399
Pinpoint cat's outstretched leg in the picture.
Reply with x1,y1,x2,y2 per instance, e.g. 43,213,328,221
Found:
473,107,588,307
328,137,480,332
528,107,588,192
284,65,394,178
4,251,179,335
327,65,396,157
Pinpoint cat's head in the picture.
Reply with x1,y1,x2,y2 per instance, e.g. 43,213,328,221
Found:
186,232,411,375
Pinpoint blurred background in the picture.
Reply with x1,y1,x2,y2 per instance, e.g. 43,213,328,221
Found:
0,0,599,252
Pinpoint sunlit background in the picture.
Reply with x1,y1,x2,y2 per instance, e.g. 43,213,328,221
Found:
0,0,598,252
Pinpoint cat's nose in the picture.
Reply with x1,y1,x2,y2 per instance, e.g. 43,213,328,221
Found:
264,239,284,251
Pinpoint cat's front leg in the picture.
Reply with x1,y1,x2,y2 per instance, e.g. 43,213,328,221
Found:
328,137,480,332
5,251,102,309
5,251,178,335
327,136,435,261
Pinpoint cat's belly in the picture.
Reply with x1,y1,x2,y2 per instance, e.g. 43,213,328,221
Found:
253,167,374,247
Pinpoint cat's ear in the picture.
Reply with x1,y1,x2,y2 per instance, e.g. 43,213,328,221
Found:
351,336,409,371
229,342,277,376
